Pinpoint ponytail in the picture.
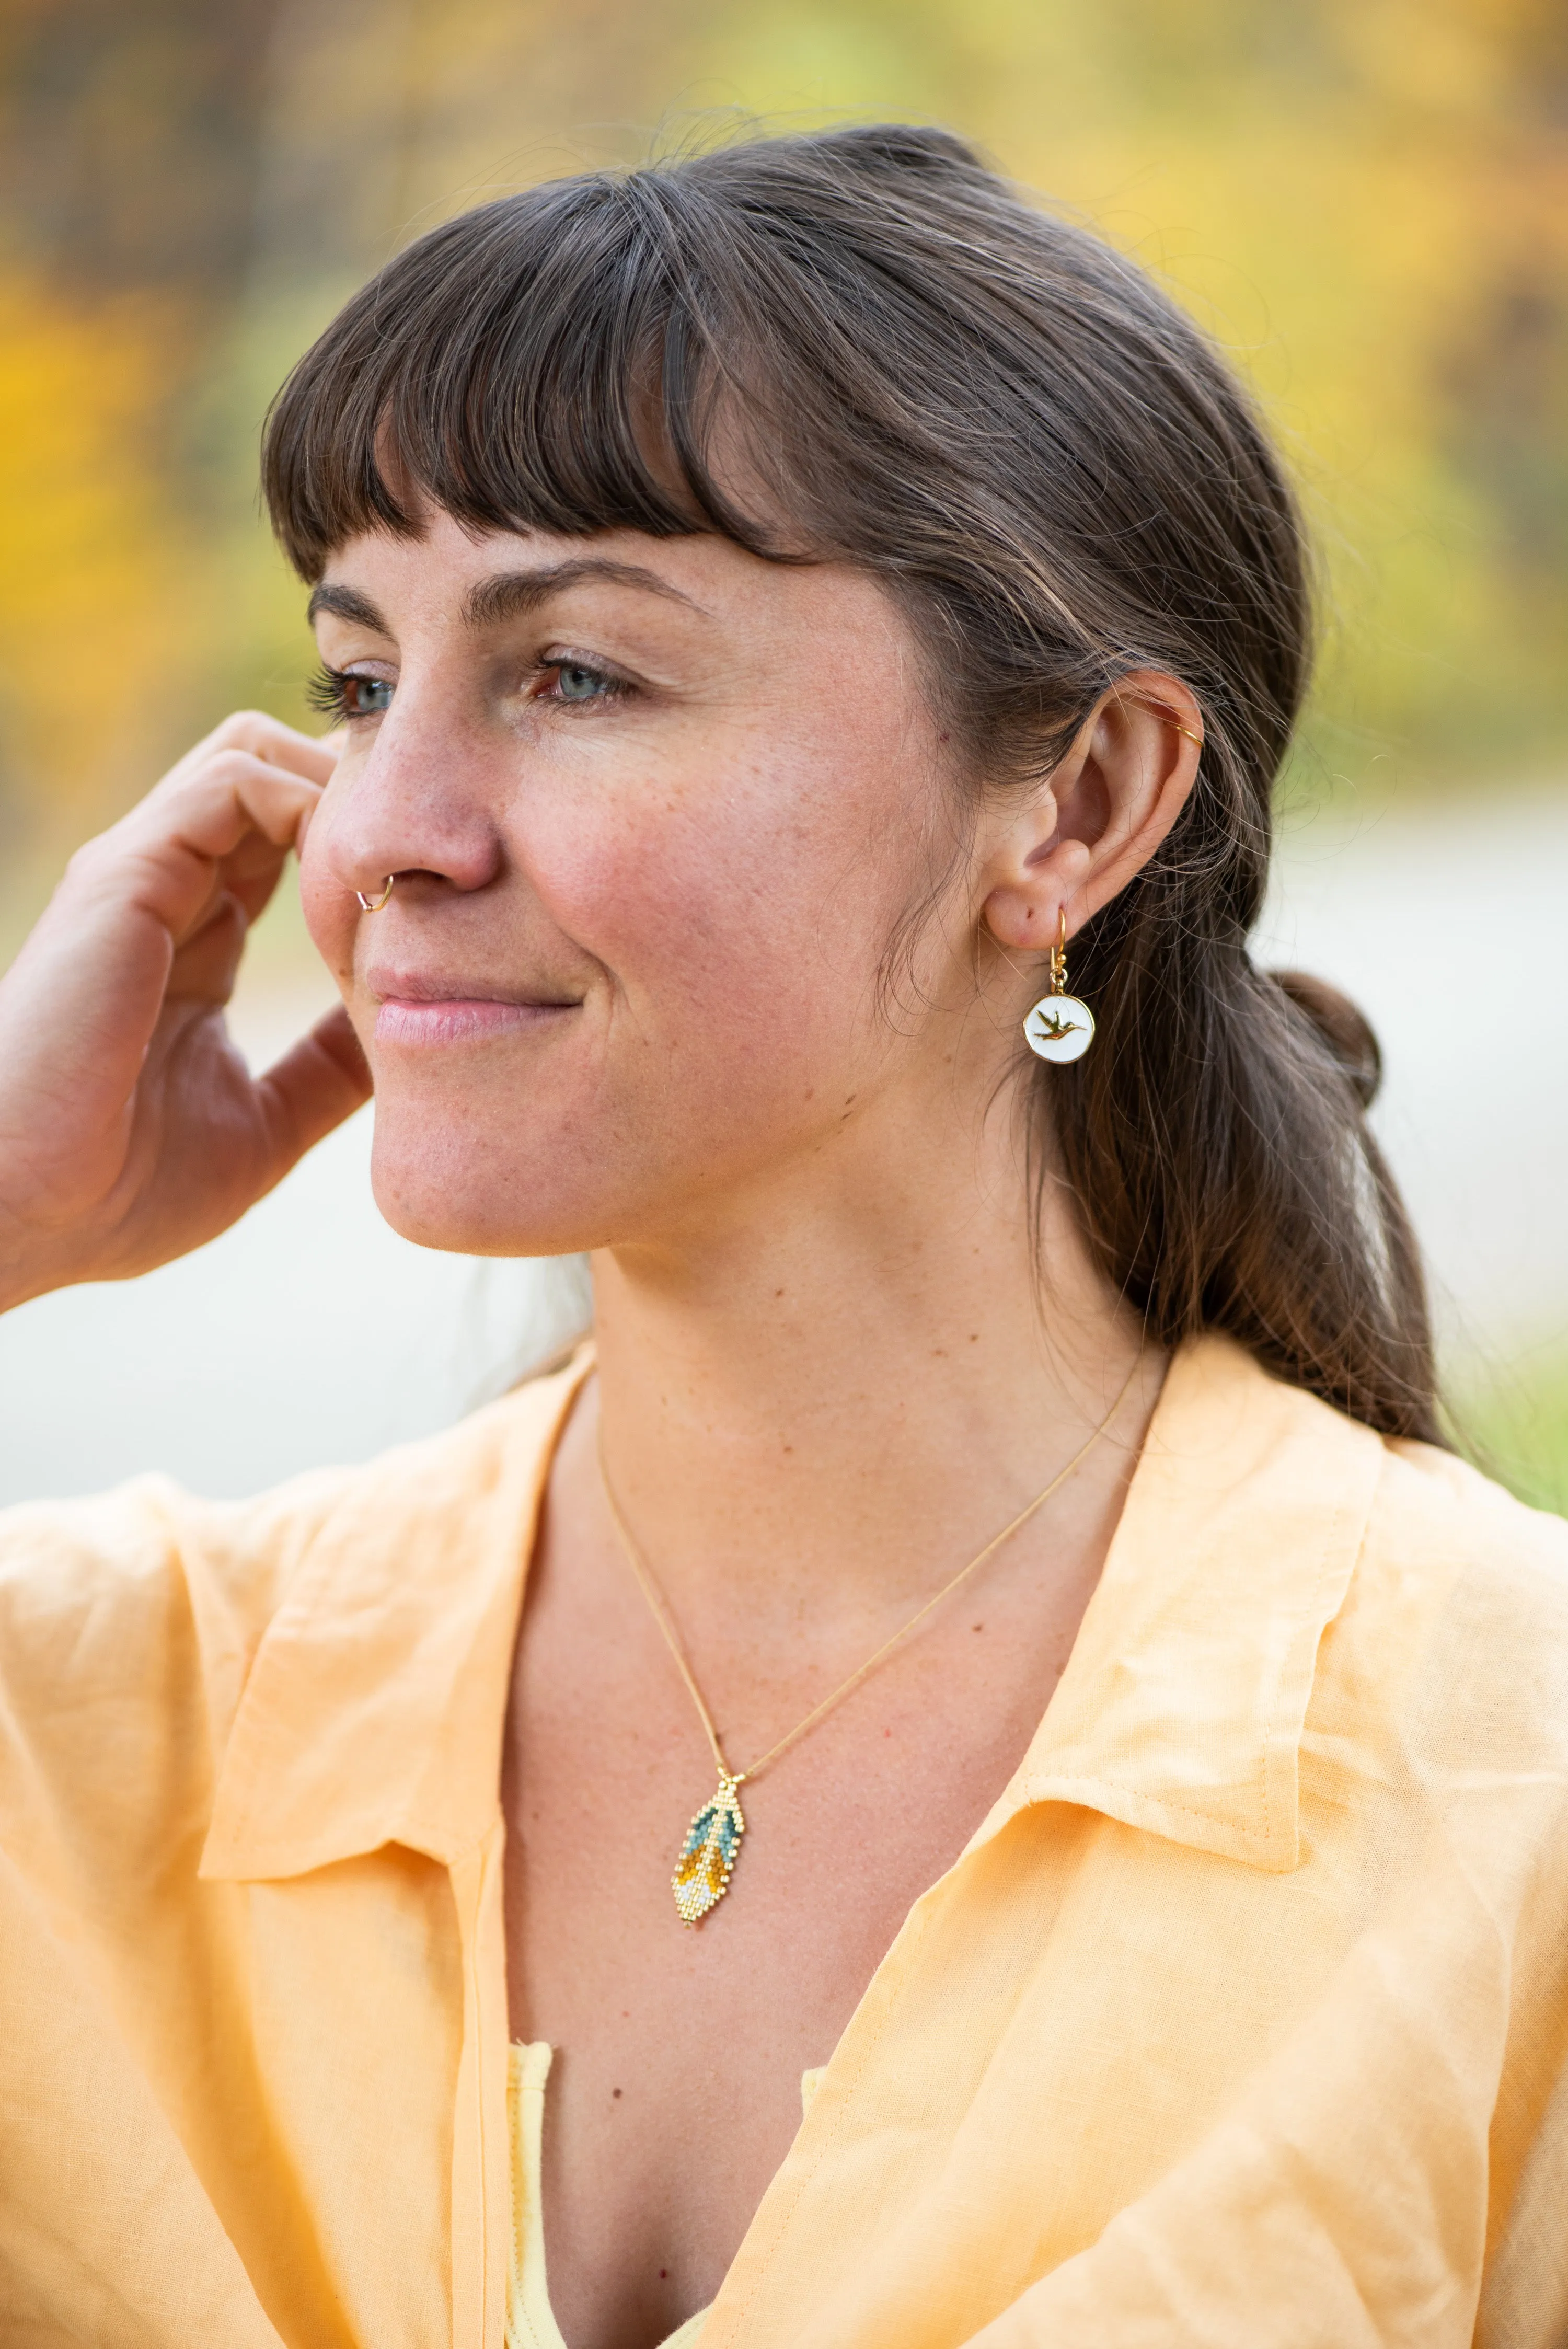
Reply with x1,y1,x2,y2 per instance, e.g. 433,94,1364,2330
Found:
1057,871,1438,1441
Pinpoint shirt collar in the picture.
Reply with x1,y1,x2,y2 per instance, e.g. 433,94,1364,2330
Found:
200,1348,594,1881
970,1333,1385,1871
202,1334,1382,1885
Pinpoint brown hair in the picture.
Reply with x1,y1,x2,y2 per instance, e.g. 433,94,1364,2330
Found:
263,122,1439,1443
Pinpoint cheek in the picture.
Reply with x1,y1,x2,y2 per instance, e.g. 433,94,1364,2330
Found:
532,763,890,1068
297,812,356,983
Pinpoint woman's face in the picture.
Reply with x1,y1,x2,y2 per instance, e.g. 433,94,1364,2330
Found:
301,510,1022,1257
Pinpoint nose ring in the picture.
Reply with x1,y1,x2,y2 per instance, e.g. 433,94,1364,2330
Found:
355,877,395,913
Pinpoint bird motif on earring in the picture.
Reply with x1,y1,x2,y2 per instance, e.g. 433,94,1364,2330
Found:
1029,1005,1084,1046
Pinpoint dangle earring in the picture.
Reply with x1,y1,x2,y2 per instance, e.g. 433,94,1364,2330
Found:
1023,909,1095,1064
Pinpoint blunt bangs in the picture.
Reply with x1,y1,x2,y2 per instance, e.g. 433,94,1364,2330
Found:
261,124,1311,791
262,169,824,580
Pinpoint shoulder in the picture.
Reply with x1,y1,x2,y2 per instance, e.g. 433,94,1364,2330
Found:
0,1358,582,1810
0,1469,343,1748
1347,1433,1568,1733
1305,1418,1568,1894
1187,1331,1568,1755
1163,1337,1568,1853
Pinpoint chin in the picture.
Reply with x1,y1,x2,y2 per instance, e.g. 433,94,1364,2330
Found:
368,1172,579,1258
365,1124,599,1258
364,1086,791,1258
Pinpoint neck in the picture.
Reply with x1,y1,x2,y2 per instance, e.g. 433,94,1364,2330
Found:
585,1081,1160,1644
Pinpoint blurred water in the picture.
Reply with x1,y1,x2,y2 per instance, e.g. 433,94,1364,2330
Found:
1,786,1564,1505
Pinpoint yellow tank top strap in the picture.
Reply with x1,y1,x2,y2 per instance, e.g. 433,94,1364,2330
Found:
506,2042,717,2349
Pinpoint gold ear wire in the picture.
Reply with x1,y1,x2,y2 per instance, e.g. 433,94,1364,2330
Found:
1048,906,1069,997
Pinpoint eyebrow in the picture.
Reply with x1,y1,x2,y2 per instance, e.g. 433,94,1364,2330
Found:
306,559,709,640
306,582,389,631
462,559,709,627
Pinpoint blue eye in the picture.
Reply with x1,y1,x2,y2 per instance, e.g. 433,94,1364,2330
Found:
305,665,393,722
555,661,608,702
345,675,394,716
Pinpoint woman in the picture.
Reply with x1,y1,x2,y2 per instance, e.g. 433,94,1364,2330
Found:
1,123,1564,2349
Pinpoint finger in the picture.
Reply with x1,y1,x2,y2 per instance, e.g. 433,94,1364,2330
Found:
165,895,248,1006
141,750,324,857
157,709,340,795
156,827,287,952
71,754,325,945
4,754,322,1139
210,817,302,930
249,714,339,786
250,1005,373,1189
220,851,290,934
98,737,328,895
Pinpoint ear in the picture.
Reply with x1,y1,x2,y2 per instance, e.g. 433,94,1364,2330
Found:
979,670,1204,955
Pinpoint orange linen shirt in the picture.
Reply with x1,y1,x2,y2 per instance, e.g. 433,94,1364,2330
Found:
3,1335,1568,2347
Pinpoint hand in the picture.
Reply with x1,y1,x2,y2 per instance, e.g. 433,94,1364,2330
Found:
0,712,373,1312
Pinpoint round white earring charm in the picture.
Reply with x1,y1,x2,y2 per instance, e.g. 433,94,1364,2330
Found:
1024,993,1095,1062
1022,908,1094,1062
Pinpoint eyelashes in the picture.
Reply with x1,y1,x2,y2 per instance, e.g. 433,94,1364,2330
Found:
305,658,628,723
304,664,344,719
306,664,390,721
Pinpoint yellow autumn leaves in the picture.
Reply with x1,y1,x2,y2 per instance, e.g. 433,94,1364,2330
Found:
0,0,1562,862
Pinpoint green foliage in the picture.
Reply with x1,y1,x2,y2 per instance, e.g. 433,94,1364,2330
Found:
1451,1344,1568,1519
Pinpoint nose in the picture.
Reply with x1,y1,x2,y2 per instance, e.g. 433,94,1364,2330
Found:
313,688,506,904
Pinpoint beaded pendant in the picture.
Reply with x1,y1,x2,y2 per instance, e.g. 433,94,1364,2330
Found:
672,1771,746,1926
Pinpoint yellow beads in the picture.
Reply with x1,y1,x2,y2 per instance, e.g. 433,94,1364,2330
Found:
671,1774,746,1926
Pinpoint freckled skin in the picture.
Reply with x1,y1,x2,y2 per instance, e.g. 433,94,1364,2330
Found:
302,517,943,1261
285,512,1203,2349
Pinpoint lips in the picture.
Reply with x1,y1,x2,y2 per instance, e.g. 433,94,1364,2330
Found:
366,965,581,1046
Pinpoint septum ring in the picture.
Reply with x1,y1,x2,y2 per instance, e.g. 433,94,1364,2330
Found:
355,877,395,913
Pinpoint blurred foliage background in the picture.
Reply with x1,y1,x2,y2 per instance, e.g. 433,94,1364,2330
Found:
1,0,1565,850
0,0,1564,1500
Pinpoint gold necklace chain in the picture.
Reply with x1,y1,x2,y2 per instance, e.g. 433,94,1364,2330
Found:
596,1356,1140,1926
